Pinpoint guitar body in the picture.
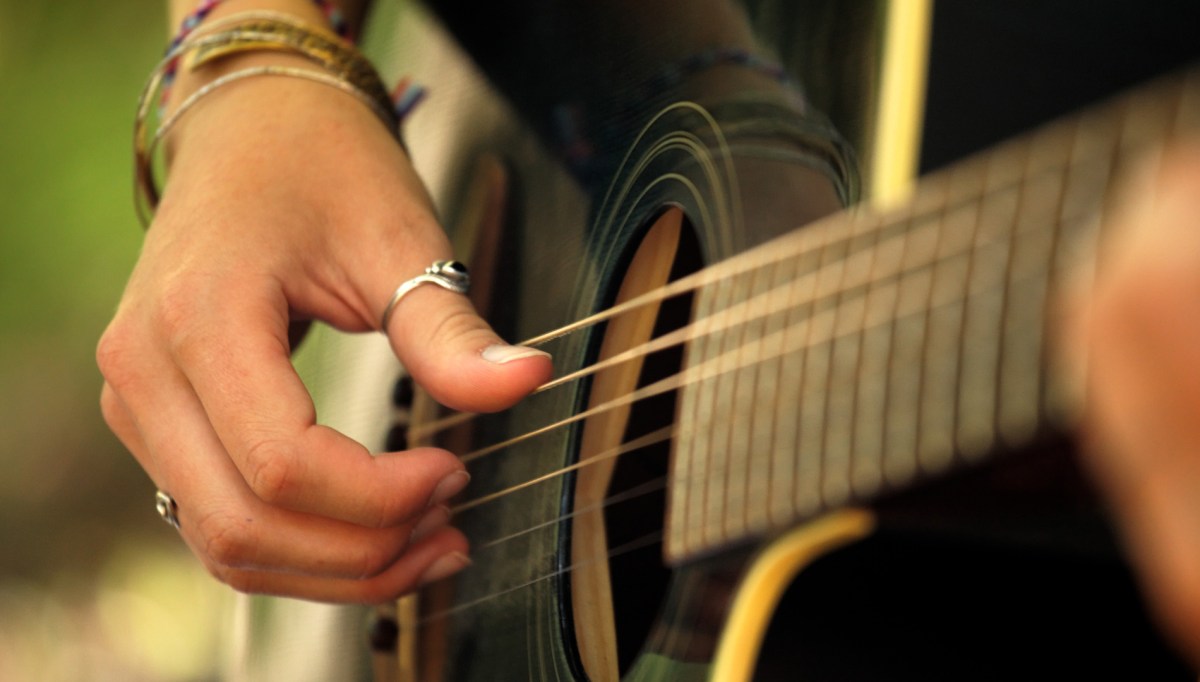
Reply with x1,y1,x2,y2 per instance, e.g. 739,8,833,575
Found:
374,3,873,679
230,1,1199,680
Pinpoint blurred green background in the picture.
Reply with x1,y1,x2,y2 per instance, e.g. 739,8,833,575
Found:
0,1,227,679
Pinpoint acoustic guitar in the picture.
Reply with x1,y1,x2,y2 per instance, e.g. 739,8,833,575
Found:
226,1,1199,680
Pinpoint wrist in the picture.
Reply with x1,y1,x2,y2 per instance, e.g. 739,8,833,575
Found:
138,1,397,225
161,52,325,163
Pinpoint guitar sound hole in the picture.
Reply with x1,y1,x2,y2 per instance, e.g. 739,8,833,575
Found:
604,223,702,675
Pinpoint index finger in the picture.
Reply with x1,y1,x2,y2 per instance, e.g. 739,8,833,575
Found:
163,273,467,527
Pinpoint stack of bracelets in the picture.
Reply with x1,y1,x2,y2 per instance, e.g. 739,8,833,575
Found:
134,0,422,228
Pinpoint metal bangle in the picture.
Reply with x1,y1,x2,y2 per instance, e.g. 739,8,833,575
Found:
184,18,392,110
132,10,399,228
135,65,396,227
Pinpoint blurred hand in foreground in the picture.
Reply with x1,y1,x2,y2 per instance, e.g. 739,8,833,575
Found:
1068,140,1200,666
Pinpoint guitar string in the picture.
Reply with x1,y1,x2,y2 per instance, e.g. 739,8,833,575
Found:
418,529,665,626
410,473,670,660
420,145,1104,521
425,419,820,624
518,135,1083,350
431,185,1106,559
393,131,1107,565
459,420,758,548
444,256,1063,517
450,69,1182,485
403,73,1190,633
453,426,673,514
408,258,1083,627
473,475,669,551
693,225,774,554
456,409,811,550
456,274,905,466
447,201,1081,471
416,191,979,625
410,216,1081,630
408,157,1088,447
404,129,1197,653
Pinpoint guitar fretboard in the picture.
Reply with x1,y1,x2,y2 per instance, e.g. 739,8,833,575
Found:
666,66,1200,564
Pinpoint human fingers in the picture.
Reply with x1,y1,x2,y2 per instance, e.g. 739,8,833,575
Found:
361,215,552,413
209,528,470,605
100,382,161,482
385,282,553,413
101,348,464,582
132,270,468,529
156,61,551,414
192,128,546,417
1078,142,1200,482
1071,140,1200,664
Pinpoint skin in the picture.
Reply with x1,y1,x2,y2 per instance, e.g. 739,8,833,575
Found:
1065,140,1200,667
98,0,551,603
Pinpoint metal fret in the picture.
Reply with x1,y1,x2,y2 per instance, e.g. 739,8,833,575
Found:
667,68,1200,563
916,166,980,476
849,217,903,495
744,254,791,537
676,265,721,553
843,212,888,499
817,213,861,508
781,220,839,522
765,249,806,527
793,219,844,518
700,256,754,548
721,253,775,541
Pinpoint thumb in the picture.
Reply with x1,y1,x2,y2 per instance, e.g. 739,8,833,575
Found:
382,269,552,413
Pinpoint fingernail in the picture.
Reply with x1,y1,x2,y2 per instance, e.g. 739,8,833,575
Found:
409,505,451,544
418,551,471,587
429,470,470,507
481,343,551,364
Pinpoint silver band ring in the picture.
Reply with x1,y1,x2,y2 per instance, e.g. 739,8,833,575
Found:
380,260,471,332
156,490,181,529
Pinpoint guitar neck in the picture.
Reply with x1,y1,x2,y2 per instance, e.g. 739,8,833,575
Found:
667,65,1200,564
